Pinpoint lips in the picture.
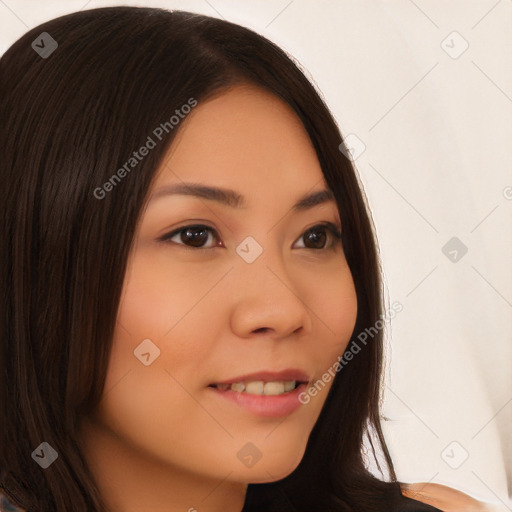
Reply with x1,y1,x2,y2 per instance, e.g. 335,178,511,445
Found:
209,369,311,386
207,375,310,417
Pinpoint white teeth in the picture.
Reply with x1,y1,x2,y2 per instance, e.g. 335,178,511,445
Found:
283,380,296,392
245,381,264,394
263,382,285,395
214,380,298,395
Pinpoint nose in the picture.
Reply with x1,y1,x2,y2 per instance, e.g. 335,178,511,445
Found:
229,256,313,340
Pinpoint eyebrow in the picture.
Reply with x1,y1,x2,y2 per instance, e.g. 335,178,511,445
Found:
149,182,336,211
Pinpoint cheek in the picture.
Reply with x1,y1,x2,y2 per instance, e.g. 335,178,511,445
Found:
104,253,206,393
116,253,187,334
312,267,358,366
116,248,226,342
96,255,218,464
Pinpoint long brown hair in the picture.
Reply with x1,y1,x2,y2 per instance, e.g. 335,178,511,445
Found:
0,7,435,511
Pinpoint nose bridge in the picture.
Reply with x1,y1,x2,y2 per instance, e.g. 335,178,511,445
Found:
236,229,291,291
230,235,312,337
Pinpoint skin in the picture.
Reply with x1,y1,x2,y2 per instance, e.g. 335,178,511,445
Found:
77,83,358,512
401,482,501,511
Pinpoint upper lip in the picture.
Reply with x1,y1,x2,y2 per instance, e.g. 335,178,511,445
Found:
210,369,311,385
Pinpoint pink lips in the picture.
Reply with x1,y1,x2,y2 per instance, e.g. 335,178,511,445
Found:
207,382,309,417
207,368,311,418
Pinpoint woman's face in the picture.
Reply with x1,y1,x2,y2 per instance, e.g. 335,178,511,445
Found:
82,84,357,489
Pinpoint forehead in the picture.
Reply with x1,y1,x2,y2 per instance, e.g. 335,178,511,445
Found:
153,84,324,194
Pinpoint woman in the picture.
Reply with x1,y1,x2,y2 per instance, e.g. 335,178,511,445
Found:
0,6,491,512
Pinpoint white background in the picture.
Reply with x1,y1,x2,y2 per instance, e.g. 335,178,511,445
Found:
1,0,510,508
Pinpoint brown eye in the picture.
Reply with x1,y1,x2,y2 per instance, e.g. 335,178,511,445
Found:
159,225,219,249
294,224,342,250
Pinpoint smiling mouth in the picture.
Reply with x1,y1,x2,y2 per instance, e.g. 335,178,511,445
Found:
208,380,306,396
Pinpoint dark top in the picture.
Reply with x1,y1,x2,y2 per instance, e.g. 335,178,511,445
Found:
0,487,445,511
241,485,445,512
397,495,444,511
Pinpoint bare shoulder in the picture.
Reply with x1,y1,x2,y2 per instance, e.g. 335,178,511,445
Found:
401,482,500,512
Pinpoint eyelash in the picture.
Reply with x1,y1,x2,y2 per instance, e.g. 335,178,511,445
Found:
157,223,342,252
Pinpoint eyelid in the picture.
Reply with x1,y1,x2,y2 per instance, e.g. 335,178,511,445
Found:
157,222,342,251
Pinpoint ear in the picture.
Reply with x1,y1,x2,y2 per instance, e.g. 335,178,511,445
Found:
401,482,498,512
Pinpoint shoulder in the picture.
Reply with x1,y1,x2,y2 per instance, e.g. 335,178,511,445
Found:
401,482,498,512
0,489,27,512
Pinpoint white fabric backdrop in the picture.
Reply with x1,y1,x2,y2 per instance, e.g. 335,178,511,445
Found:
1,0,510,508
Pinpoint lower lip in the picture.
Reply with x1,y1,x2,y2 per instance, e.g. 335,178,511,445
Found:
207,383,308,418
